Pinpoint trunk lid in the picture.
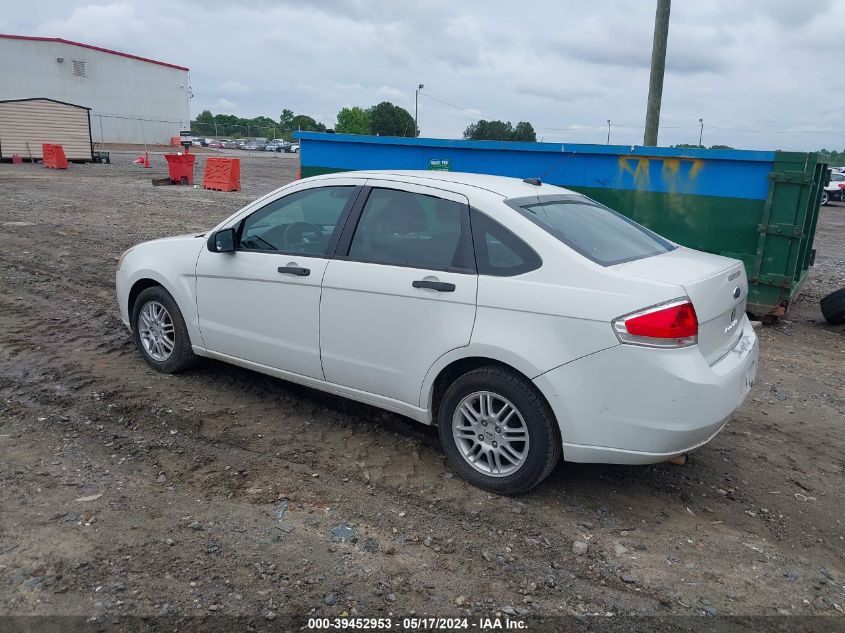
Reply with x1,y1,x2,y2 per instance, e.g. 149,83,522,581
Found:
614,247,747,365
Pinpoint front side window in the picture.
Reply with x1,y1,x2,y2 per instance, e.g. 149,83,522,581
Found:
238,186,354,256
348,188,473,272
510,195,675,266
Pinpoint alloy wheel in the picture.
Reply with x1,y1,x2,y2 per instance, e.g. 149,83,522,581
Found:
452,391,530,477
138,300,175,362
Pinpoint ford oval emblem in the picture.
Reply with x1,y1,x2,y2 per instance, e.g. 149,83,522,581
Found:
733,286,741,299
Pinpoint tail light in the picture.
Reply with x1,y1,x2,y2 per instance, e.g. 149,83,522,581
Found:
838,183,845,190
612,299,698,348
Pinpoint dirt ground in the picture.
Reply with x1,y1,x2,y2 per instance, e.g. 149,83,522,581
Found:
0,152,843,630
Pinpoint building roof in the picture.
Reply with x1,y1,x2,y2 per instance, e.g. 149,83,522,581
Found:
0,97,90,110
0,33,189,71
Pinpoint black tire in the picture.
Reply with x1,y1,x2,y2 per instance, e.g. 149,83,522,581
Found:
821,191,829,206
131,286,197,373
438,366,561,495
820,288,845,325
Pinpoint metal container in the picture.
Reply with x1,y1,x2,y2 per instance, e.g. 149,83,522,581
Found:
295,132,826,317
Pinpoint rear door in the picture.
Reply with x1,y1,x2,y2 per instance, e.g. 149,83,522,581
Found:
319,181,478,406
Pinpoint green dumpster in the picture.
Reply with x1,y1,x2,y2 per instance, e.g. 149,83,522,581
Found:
295,133,827,317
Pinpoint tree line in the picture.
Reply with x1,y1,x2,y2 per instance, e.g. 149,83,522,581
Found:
192,102,539,142
819,148,845,165
191,109,325,139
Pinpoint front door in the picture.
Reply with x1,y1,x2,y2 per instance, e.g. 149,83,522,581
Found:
320,181,478,406
196,182,360,379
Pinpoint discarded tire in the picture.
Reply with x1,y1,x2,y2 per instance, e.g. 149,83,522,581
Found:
820,288,845,325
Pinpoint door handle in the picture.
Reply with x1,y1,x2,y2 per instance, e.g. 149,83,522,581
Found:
278,265,310,276
412,280,455,292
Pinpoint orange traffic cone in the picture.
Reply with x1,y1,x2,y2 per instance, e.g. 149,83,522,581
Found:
143,152,151,168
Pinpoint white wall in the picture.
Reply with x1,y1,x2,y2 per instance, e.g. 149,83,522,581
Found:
0,38,190,144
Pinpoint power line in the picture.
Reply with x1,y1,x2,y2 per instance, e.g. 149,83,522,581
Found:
418,91,480,117
414,90,845,137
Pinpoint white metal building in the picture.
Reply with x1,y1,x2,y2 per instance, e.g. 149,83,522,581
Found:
0,34,190,144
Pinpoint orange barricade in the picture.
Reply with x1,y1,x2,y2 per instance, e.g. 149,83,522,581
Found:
42,144,69,169
203,157,241,192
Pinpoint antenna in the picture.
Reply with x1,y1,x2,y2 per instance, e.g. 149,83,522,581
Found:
525,152,569,185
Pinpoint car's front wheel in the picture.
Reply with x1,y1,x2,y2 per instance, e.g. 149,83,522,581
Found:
131,286,197,373
438,366,561,495
821,191,829,206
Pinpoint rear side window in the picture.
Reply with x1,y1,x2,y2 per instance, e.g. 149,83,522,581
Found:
510,195,675,266
347,188,474,272
470,209,541,276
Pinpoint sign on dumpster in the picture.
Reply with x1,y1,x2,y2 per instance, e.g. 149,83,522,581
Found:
428,158,451,171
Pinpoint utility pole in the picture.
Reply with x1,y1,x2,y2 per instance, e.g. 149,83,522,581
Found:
414,84,424,137
698,118,704,147
606,119,611,145
643,0,671,146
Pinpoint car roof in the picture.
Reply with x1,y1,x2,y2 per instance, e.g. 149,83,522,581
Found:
308,170,578,198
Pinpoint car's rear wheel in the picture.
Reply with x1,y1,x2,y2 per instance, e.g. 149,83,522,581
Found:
438,366,561,495
821,191,829,206
132,286,197,373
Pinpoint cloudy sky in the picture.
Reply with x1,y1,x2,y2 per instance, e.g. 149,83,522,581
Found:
2,0,843,150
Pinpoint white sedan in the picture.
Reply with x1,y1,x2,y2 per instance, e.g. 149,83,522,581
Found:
116,171,758,494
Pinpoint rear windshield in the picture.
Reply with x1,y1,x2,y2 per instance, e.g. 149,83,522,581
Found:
508,195,675,266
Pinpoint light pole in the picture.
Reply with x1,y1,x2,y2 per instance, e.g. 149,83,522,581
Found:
606,119,611,145
414,83,424,137
698,118,704,147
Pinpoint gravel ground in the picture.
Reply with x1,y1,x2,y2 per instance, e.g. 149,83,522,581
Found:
0,152,843,631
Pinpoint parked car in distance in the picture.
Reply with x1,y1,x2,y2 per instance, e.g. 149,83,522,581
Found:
284,142,299,153
207,140,225,149
116,171,758,494
221,140,240,149
242,140,266,151
822,170,845,205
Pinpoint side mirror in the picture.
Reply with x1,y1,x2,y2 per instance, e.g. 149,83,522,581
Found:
207,227,236,253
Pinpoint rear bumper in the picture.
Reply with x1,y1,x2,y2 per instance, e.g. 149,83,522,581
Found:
533,315,758,464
